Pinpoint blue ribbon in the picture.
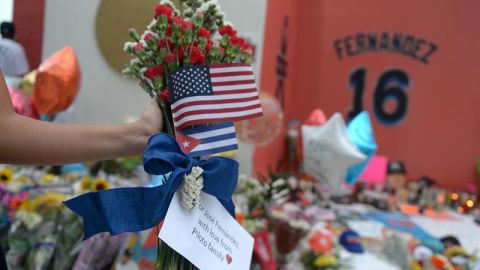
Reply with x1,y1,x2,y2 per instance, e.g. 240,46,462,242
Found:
64,133,239,239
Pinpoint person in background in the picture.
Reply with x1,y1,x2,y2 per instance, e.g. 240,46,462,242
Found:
0,22,30,76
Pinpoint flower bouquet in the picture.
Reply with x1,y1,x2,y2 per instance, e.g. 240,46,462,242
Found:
300,223,351,270
96,0,258,269
122,0,254,137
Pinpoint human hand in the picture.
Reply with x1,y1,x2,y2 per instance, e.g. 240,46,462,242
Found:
138,97,163,137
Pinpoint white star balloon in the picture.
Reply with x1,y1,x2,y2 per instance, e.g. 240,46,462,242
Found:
302,113,366,190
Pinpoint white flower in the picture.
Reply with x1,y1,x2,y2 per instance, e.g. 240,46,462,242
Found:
190,166,203,178
147,19,158,30
138,67,147,79
272,178,286,188
141,30,159,40
271,209,289,220
272,188,289,200
15,210,43,230
183,7,194,17
131,58,141,65
123,41,136,52
289,219,310,231
181,166,204,210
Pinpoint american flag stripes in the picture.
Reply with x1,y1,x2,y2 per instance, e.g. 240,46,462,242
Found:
176,122,238,157
169,63,262,130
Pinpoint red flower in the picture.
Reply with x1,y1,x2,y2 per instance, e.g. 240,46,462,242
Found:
197,27,211,39
166,26,172,37
144,33,153,42
160,88,170,103
164,52,177,64
169,16,183,25
178,47,185,60
219,46,225,56
157,39,167,49
240,43,253,52
219,25,237,37
189,47,205,64
154,4,172,19
144,65,165,80
205,39,215,51
230,36,245,46
182,20,194,30
133,43,144,51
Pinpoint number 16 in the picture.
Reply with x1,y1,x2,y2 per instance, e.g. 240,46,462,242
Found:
348,68,410,126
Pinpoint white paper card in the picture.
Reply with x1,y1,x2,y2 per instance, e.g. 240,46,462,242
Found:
159,191,254,270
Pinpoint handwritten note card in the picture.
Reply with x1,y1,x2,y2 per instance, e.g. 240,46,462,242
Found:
159,191,254,270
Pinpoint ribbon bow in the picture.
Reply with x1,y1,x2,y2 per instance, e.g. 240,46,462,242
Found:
64,133,239,239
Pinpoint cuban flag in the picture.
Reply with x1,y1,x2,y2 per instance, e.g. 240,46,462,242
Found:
169,63,262,130
175,122,238,157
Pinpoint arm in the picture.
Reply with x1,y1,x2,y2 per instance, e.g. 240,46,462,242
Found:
0,71,162,165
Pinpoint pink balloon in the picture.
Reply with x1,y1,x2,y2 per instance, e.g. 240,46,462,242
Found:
304,109,327,126
8,87,39,119
235,92,284,146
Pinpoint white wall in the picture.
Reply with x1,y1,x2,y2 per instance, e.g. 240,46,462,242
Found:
43,0,148,125
0,0,14,22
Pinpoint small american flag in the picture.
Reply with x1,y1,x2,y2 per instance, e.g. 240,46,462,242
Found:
168,63,262,130
176,122,238,157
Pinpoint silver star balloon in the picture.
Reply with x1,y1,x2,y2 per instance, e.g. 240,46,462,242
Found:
302,113,366,190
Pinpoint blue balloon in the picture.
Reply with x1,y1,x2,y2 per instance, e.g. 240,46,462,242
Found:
345,111,377,185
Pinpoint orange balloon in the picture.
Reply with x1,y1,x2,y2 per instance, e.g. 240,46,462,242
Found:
33,47,81,115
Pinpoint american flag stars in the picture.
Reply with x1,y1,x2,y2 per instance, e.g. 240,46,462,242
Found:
170,66,212,102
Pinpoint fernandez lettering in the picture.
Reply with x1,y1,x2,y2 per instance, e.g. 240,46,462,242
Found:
334,32,438,64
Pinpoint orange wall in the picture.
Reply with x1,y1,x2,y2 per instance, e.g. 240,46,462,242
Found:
13,0,46,69
256,0,480,189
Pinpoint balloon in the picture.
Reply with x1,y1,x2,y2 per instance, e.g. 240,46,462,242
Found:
304,109,327,126
302,113,366,190
345,111,377,185
298,108,328,163
235,91,283,146
33,47,81,115
8,87,39,119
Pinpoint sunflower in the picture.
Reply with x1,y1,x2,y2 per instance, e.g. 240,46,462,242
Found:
92,178,110,191
313,255,338,268
0,168,13,185
80,176,92,191
20,193,68,212
444,245,469,258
